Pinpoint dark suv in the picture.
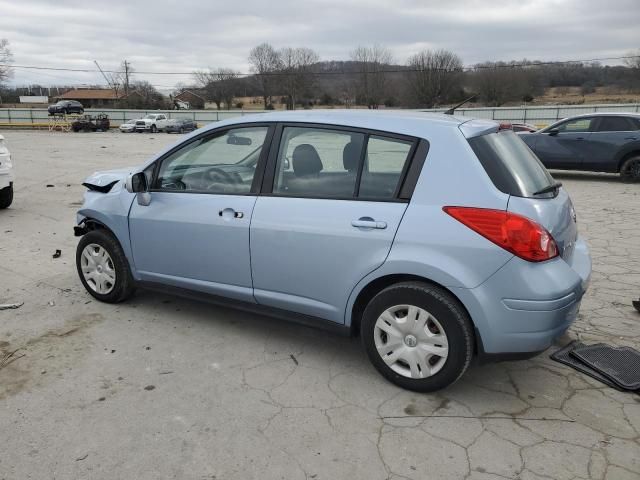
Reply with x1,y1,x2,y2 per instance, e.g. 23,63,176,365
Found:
521,113,640,181
48,100,85,116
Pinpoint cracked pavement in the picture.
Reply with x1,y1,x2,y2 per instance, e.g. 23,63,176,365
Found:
0,130,639,479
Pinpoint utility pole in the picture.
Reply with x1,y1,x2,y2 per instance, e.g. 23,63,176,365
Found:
123,60,130,96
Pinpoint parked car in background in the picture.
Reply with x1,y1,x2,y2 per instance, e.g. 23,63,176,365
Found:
73,111,591,392
135,114,168,133
164,117,198,134
71,114,110,132
119,118,141,133
511,122,538,133
48,100,84,116
521,113,640,181
0,134,14,209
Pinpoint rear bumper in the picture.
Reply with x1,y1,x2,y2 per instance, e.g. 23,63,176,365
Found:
454,235,591,356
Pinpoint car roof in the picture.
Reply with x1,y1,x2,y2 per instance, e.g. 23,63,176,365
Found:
206,109,496,139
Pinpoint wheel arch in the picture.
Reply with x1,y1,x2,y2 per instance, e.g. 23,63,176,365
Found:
616,148,640,172
349,273,479,355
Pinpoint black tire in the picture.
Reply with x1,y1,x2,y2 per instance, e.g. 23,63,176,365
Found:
76,229,136,303
620,156,640,182
361,281,474,392
150,124,158,133
0,185,13,209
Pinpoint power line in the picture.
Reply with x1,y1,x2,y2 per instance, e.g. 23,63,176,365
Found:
1,55,638,77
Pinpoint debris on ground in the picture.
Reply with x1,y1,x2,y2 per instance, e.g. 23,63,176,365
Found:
46,184,54,188
48,300,55,306
144,385,155,391
290,354,299,365
551,341,640,392
1,349,25,370
0,302,23,310
75,454,89,462
633,298,640,312
52,249,62,259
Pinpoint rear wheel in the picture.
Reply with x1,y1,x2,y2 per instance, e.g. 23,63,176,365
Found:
0,185,13,209
620,156,640,182
361,282,474,392
76,229,135,303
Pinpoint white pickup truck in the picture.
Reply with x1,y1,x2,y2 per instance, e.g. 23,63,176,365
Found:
135,113,169,133
0,134,13,209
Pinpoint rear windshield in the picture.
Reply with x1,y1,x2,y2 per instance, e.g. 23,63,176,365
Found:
468,130,555,198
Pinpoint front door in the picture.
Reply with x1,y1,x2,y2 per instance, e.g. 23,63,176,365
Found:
250,125,417,323
535,116,597,169
129,125,272,302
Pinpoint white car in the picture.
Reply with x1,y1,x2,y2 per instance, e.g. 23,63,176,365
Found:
0,134,13,209
135,114,168,133
119,119,140,133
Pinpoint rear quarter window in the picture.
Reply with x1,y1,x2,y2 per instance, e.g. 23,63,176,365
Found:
468,130,555,198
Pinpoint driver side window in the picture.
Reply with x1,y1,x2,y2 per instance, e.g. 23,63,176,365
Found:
155,126,268,194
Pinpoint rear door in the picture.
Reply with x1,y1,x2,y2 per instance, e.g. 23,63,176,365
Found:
250,124,421,324
534,117,597,169
584,116,640,172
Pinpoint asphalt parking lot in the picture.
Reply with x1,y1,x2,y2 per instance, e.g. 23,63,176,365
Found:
0,130,639,480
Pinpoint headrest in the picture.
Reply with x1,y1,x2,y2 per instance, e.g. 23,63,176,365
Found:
292,144,323,176
342,142,361,172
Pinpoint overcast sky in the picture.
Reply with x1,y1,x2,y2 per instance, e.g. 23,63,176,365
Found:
1,0,639,90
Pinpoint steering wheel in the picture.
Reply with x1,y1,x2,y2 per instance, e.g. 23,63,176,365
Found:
205,167,238,188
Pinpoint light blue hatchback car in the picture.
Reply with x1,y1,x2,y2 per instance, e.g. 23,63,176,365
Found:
74,111,591,391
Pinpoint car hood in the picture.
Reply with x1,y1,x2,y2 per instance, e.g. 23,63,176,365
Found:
84,166,137,188
138,119,154,124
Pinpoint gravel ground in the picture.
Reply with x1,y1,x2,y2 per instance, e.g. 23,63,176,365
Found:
0,130,639,480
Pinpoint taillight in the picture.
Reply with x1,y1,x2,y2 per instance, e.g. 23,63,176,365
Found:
443,206,558,262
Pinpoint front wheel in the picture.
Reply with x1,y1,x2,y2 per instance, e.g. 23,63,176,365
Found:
361,282,474,392
76,229,135,303
0,185,13,209
620,156,640,182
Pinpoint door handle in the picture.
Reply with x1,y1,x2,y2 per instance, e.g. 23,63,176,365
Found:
352,217,387,229
219,208,244,219
624,137,637,141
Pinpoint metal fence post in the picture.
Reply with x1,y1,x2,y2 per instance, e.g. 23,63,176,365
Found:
556,108,560,121
7,109,10,124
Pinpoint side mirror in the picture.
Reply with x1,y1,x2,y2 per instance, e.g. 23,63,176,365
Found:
283,158,290,170
125,172,148,193
547,129,559,136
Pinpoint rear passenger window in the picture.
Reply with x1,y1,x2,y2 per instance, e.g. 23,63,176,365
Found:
597,116,636,132
360,136,413,199
273,127,365,198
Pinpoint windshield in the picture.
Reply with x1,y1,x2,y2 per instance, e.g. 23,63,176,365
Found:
143,115,156,120
468,130,556,198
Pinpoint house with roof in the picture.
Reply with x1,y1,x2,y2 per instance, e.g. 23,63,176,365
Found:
55,88,143,108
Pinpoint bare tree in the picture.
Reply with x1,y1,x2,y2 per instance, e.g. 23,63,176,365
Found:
248,43,281,108
279,47,319,109
406,49,463,108
350,45,393,108
193,68,241,109
624,49,640,69
0,39,14,85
